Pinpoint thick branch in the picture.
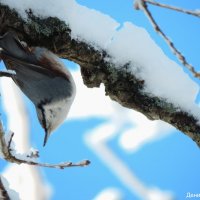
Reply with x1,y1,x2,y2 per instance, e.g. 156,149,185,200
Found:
0,3,200,147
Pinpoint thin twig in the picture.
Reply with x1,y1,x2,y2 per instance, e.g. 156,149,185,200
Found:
0,71,15,78
0,121,90,169
7,132,14,151
144,0,200,18
134,0,200,78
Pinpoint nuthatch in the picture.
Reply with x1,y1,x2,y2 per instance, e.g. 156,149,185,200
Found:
0,32,76,146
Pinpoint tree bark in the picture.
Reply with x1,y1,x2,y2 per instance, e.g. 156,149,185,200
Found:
0,3,200,147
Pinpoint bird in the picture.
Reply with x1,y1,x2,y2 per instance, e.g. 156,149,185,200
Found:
0,32,76,146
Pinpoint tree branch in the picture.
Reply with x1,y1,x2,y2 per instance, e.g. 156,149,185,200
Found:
144,0,200,18
134,0,200,79
0,3,200,147
0,120,90,168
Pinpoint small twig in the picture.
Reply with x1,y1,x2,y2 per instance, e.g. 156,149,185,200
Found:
0,176,11,200
0,71,15,78
144,0,200,18
0,121,90,169
134,0,200,78
7,132,14,151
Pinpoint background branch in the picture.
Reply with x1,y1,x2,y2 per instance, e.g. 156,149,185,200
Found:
144,0,200,18
0,3,200,147
134,0,200,78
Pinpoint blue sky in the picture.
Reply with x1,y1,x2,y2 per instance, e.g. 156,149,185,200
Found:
1,0,200,200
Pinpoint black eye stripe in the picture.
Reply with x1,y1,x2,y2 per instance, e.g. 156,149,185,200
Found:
37,99,51,132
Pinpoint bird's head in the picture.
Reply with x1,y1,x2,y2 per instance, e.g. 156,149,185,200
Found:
36,98,74,146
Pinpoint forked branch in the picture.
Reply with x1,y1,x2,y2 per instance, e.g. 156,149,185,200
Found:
0,121,90,169
134,0,200,79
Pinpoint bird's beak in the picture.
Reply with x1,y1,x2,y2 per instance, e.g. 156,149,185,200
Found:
43,131,50,146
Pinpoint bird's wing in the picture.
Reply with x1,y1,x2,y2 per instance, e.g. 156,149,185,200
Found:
2,53,57,78
3,57,73,103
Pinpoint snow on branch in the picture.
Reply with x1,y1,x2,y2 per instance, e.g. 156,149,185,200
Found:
0,2,200,147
